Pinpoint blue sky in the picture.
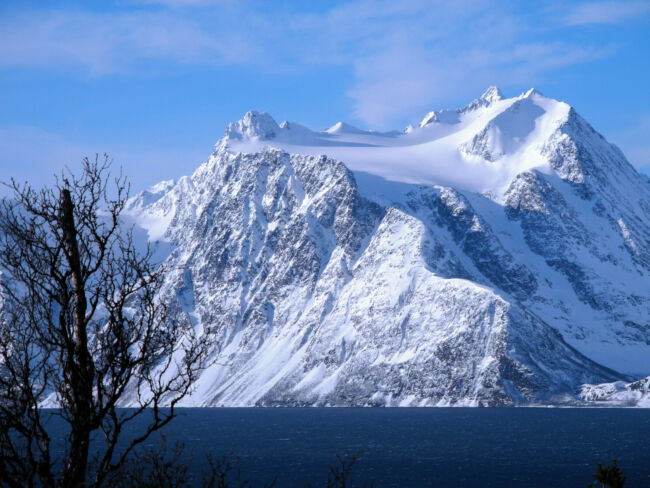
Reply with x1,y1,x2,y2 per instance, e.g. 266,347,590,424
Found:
0,0,649,191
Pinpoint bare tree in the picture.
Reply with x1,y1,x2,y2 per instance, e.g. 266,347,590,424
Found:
0,156,206,488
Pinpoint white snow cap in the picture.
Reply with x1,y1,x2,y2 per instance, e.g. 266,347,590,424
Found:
147,179,175,194
225,110,280,140
324,121,365,134
220,86,577,196
523,87,543,98
480,86,504,103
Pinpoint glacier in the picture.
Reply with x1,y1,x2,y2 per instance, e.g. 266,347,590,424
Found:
125,87,650,406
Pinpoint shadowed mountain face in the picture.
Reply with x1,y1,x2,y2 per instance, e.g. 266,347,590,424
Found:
126,87,650,406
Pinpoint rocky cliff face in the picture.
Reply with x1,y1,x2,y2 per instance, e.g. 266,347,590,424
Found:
126,87,650,406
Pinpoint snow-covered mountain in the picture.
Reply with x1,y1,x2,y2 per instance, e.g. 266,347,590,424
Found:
126,87,650,406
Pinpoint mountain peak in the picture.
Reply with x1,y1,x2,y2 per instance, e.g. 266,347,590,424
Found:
419,111,438,127
522,87,543,98
147,179,175,194
324,121,365,134
419,109,461,127
125,178,175,213
480,86,504,103
461,86,505,113
225,110,280,141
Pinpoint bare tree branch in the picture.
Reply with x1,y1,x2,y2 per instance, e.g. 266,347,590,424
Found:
0,155,207,488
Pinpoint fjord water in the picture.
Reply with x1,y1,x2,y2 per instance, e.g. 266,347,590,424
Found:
105,408,650,487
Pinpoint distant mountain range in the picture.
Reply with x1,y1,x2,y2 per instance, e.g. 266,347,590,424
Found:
126,87,650,406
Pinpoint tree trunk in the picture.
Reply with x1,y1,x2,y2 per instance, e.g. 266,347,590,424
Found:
59,188,93,488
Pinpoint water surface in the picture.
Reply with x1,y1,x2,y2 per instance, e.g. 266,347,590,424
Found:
124,408,650,487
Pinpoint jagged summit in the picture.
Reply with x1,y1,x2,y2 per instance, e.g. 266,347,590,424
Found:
461,86,508,112
219,87,581,197
418,108,461,127
225,110,280,141
523,87,543,98
222,87,530,145
148,179,175,194
481,85,504,103
416,87,502,127
126,178,175,211
216,87,645,204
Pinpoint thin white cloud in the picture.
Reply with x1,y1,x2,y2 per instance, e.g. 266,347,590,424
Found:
563,1,650,25
317,2,611,126
347,40,610,127
0,9,258,75
0,1,628,126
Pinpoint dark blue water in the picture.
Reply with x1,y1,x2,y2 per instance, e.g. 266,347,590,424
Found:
53,408,650,487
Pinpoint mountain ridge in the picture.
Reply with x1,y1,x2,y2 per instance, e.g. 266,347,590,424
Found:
126,87,650,406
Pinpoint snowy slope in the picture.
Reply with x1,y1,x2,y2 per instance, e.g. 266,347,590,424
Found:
580,376,650,407
221,87,566,197
127,87,650,406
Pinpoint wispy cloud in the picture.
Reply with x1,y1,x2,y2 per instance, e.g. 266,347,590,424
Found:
563,1,650,25
0,9,258,75
0,1,634,125
298,1,611,126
